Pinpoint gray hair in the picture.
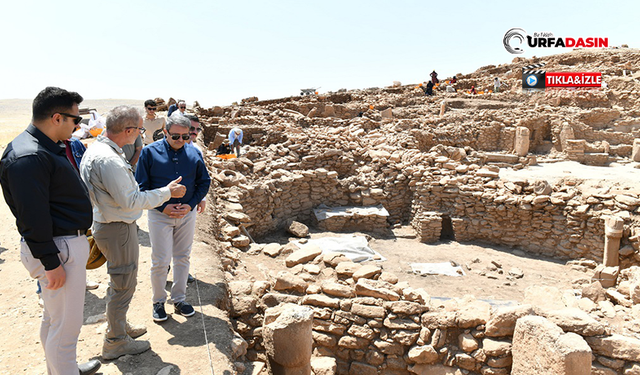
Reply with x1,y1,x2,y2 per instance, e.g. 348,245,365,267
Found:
166,113,191,131
106,106,141,134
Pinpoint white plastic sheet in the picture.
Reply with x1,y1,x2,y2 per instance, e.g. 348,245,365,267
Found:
296,235,385,262
410,262,466,277
313,204,389,221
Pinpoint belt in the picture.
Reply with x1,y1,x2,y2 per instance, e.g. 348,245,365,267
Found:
59,229,86,237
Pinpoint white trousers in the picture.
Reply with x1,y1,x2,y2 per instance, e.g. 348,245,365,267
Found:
21,235,89,375
148,208,197,304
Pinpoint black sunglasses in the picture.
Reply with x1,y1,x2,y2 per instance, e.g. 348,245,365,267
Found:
189,126,201,133
54,113,83,125
146,107,157,111
169,133,190,141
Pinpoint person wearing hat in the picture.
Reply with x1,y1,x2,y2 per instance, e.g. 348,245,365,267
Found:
0,87,101,375
228,127,243,157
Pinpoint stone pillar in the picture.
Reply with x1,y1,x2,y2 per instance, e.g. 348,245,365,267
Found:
514,126,530,156
439,101,446,116
263,304,314,375
559,122,574,152
632,139,640,162
603,216,624,267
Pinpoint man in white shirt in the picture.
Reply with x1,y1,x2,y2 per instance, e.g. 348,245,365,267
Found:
80,106,186,360
228,127,243,157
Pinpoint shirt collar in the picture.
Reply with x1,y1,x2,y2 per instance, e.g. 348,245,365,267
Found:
26,124,65,155
97,134,124,155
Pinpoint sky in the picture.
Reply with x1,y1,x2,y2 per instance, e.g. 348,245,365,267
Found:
0,0,637,107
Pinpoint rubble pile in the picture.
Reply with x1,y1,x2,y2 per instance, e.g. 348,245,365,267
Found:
184,48,640,374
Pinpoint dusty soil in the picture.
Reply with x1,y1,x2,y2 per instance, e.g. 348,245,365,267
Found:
246,227,590,305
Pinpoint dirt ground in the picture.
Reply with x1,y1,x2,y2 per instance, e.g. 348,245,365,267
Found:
247,227,590,306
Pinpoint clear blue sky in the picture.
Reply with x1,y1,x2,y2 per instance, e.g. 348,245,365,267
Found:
0,0,636,107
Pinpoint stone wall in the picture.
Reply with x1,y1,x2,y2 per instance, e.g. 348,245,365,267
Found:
227,249,640,375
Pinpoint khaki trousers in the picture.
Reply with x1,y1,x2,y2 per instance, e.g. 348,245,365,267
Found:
21,235,89,375
92,221,138,341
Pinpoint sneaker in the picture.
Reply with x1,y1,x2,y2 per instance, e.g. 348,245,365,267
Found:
126,321,147,338
174,301,195,317
102,336,151,360
153,303,168,322
187,273,196,283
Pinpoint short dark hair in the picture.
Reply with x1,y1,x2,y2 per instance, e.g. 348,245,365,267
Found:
144,99,157,107
185,114,199,123
32,87,83,122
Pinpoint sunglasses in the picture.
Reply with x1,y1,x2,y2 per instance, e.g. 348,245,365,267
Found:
179,107,186,109
55,113,83,125
189,126,201,133
169,133,190,141
146,107,157,111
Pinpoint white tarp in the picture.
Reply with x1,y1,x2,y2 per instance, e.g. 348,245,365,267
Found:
410,262,466,277
313,204,389,221
296,235,386,262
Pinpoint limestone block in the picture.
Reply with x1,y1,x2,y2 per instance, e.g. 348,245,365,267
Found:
301,294,340,309
336,261,362,277
540,308,606,336
355,279,401,301
582,281,607,302
286,245,323,267
384,301,428,315
349,362,377,375
311,357,336,375
321,281,355,298
456,296,491,328
274,271,307,293
287,220,309,238
485,305,534,337
407,345,439,364
482,338,512,357
352,265,382,281
512,316,591,375
351,303,386,319
585,334,640,361
372,339,404,355
592,265,619,288
459,333,479,352
263,243,283,257
231,235,251,248
323,252,351,267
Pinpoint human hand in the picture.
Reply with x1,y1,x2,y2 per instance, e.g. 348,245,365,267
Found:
197,200,206,213
45,265,66,290
167,176,186,198
162,203,191,219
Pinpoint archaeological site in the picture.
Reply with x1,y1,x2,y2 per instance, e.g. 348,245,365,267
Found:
169,48,640,375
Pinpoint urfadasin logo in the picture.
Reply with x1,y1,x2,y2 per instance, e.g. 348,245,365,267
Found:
503,28,527,54
504,28,608,54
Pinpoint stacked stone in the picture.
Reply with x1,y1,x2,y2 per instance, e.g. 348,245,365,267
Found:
316,210,390,234
410,211,442,243
225,245,640,374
